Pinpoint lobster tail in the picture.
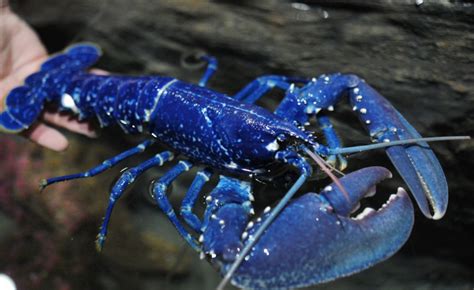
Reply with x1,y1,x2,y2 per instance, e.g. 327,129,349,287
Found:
0,43,101,133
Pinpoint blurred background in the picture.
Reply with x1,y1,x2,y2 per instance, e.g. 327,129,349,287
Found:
1,0,473,289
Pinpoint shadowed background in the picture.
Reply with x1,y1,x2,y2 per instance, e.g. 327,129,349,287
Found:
1,0,473,289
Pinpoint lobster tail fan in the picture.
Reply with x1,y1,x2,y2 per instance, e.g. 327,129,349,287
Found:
41,43,102,71
0,43,102,133
0,86,43,132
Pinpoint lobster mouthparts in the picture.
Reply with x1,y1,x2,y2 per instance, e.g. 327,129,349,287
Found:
228,167,414,290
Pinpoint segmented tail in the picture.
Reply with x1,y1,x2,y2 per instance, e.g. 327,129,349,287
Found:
0,43,101,133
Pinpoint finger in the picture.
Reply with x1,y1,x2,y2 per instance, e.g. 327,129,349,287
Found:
42,111,98,138
23,122,69,151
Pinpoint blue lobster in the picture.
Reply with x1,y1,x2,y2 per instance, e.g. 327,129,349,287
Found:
0,44,461,290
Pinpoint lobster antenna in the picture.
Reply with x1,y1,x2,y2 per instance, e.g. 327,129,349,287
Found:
328,136,470,155
216,173,308,290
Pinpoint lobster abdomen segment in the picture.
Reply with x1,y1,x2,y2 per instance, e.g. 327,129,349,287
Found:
63,74,171,132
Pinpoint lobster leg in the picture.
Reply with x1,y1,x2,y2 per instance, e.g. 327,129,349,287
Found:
151,161,202,251
96,151,174,251
40,139,155,190
198,56,218,87
200,176,254,261
179,169,213,232
317,114,347,170
154,168,254,255
233,75,309,104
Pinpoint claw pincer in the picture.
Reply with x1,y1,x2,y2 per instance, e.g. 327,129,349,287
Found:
346,77,448,219
209,167,414,290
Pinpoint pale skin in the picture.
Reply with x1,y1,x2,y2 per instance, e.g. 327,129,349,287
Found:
0,4,97,151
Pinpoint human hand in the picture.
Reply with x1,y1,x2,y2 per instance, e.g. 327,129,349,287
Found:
0,4,96,151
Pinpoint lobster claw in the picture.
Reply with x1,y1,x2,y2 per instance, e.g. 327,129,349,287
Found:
348,79,448,219
228,167,414,290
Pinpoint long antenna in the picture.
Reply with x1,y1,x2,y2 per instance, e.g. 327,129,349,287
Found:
329,136,470,155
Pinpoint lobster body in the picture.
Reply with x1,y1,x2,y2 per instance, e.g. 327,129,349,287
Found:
0,44,455,290
24,65,311,174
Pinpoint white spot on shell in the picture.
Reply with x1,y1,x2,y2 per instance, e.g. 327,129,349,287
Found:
324,185,333,192
179,161,191,171
199,172,210,182
249,193,255,201
265,140,280,151
61,94,79,114
360,108,367,114
226,161,238,169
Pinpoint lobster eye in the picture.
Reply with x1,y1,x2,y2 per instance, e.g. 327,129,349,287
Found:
277,134,287,142
275,133,303,149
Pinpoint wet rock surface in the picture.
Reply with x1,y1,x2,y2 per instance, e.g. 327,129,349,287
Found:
3,0,474,289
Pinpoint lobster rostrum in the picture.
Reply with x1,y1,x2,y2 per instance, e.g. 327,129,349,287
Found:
0,44,461,290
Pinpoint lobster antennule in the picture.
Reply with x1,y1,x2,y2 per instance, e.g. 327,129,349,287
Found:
0,43,101,133
304,146,350,202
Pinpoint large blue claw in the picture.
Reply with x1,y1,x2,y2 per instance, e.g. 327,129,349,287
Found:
227,167,414,290
348,80,448,219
